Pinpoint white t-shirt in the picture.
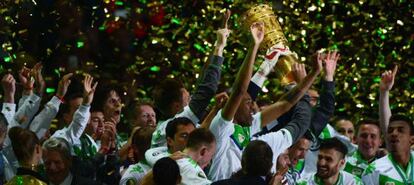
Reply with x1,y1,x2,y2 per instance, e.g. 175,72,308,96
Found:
297,171,363,185
208,110,293,181
362,151,414,185
145,147,211,185
119,161,152,185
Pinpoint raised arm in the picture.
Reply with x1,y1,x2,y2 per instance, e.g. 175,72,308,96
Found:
221,22,264,120
16,66,35,111
310,51,339,135
29,73,73,138
67,74,97,140
188,10,230,119
199,92,228,129
260,52,323,126
379,66,397,135
1,74,17,126
15,63,44,128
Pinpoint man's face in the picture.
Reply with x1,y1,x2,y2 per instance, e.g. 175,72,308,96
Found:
356,124,381,160
336,120,355,142
87,112,105,137
308,90,319,107
135,105,156,128
235,93,254,126
198,143,216,169
43,150,71,185
181,88,190,107
167,124,195,152
387,121,413,153
0,131,6,150
276,150,291,171
103,90,122,124
288,138,310,167
317,148,344,179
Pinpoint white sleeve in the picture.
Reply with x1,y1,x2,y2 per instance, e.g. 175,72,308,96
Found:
179,159,211,185
17,94,29,108
14,94,41,128
253,128,293,161
145,147,169,167
2,103,16,128
119,164,148,185
52,105,90,146
250,112,262,136
29,96,62,138
176,106,199,126
67,105,90,141
209,110,234,143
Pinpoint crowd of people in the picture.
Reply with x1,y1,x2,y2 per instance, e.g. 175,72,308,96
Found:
0,10,412,185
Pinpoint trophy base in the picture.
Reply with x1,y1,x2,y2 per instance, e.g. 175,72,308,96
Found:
275,54,299,85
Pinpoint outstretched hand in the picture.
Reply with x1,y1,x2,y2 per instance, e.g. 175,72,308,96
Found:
312,52,323,74
56,73,73,98
380,65,398,92
250,22,265,46
216,9,231,49
31,63,46,96
1,74,16,103
292,63,307,83
83,74,98,105
18,66,34,93
323,50,340,81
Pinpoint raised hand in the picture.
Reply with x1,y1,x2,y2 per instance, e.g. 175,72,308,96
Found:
250,22,265,46
82,74,98,105
312,51,323,74
18,66,34,94
1,74,16,103
380,65,398,92
31,63,46,96
215,9,231,56
269,166,288,185
292,63,307,83
56,73,73,99
323,50,340,81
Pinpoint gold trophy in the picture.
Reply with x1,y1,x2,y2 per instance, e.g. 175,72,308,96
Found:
243,4,299,84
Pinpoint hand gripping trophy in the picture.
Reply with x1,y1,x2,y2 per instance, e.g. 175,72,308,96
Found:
243,4,299,84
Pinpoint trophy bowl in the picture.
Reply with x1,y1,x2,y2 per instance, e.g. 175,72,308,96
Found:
243,4,300,84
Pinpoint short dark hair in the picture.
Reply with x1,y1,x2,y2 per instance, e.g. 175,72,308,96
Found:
131,127,155,155
241,140,273,176
152,79,184,118
319,138,348,158
91,83,123,112
9,127,40,163
153,157,181,185
356,118,381,135
389,114,414,135
165,117,194,140
186,128,215,150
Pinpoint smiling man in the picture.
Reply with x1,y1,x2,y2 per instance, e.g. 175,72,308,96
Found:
344,119,382,178
362,115,414,185
298,138,362,185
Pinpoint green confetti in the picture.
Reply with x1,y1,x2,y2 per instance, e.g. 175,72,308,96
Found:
171,18,181,25
193,43,206,53
46,88,56,93
3,56,11,62
150,66,160,72
115,1,124,6
77,41,84,48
